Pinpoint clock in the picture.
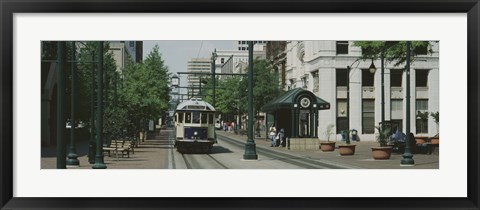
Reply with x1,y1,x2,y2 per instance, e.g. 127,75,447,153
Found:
300,97,311,108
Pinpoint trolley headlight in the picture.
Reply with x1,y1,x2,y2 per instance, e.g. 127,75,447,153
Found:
193,131,198,136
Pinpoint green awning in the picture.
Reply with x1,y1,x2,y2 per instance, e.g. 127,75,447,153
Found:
261,88,330,112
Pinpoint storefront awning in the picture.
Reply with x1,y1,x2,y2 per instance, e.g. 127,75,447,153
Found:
261,88,330,112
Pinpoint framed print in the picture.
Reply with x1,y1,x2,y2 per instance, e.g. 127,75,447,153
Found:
1,0,479,209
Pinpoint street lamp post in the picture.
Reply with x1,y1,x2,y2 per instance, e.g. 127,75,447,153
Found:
211,50,217,107
368,41,415,165
92,41,107,169
367,44,388,145
346,61,375,143
401,41,415,166
56,41,66,169
67,41,80,166
88,51,96,164
243,41,258,160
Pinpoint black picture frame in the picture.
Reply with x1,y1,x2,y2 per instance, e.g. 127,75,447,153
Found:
1,0,479,209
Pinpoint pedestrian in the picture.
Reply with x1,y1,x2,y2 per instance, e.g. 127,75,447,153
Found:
269,124,277,147
255,121,261,138
278,128,285,147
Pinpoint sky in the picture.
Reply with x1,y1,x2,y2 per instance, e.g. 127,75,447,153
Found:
143,41,235,91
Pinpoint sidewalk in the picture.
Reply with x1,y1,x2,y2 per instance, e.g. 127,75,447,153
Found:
41,130,172,169
41,129,439,169
218,130,439,169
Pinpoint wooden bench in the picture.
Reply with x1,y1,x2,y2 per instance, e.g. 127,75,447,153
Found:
235,129,247,136
103,139,133,158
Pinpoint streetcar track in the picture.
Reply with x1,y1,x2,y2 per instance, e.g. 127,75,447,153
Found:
207,154,229,169
181,153,229,169
168,130,176,169
182,153,193,169
217,134,352,169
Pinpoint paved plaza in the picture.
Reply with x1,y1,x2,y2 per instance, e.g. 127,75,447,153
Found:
41,128,439,169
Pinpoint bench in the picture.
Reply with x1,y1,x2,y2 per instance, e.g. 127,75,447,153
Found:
103,139,133,158
238,129,247,136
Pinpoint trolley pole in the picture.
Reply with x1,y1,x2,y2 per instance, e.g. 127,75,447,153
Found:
243,41,258,160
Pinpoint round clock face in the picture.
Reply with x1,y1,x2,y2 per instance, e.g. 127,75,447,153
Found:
300,97,311,108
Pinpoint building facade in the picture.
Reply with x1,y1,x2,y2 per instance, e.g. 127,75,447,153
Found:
284,41,439,141
234,41,267,51
187,58,212,97
214,47,266,78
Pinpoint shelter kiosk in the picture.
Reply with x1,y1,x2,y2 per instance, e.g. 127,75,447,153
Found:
262,88,330,150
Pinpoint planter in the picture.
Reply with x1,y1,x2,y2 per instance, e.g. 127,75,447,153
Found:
338,144,356,156
319,141,336,152
430,137,439,145
371,146,393,160
415,137,427,144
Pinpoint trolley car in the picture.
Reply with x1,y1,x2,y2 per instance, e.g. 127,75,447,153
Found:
174,98,216,153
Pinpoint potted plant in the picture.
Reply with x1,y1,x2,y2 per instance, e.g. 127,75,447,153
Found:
338,129,356,156
415,111,430,144
430,111,439,144
319,124,336,151
371,126,393,160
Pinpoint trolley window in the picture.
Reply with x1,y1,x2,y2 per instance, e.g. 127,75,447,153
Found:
178,113,184,123
185,112,191,123
209,114,214,124
192,112,200,124
201,113,207,124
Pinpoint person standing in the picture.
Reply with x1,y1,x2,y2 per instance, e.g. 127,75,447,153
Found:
278,128,285,147
269,124,277,147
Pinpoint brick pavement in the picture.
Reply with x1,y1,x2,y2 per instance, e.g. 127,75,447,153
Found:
219,130,439,169
41,128,439,169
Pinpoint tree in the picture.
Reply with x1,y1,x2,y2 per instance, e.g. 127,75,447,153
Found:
250,58,282,117
353,41,431,66
119,44,171,138
211,58,282,127
214,76,244,117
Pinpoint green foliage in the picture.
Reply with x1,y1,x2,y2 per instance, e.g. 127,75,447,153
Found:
215,76,244,115
430,111,439,123
353,41,431,66
41,42,171,140
430,111,439,134
251,59,281,116
212,58,282,121
375,126,391,147
416,111,430,120
324,124,335,142
117,44,170,137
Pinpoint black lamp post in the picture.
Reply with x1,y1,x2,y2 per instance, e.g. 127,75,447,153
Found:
56,41,66,169
401,41,415,166
243,41,258,160
88,51,96,164
345,63,376,143
368,41,415,165
92,41,107,169
211,50,217,107
67,41,79,166
368,50,385,143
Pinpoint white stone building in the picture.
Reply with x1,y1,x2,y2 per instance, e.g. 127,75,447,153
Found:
284,41,439,141
214,48,266,77
234,41,267,51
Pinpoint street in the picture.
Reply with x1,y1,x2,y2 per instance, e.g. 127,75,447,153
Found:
41,127,439,169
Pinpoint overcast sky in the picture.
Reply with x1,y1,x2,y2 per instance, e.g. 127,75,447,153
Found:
143,41,235,91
